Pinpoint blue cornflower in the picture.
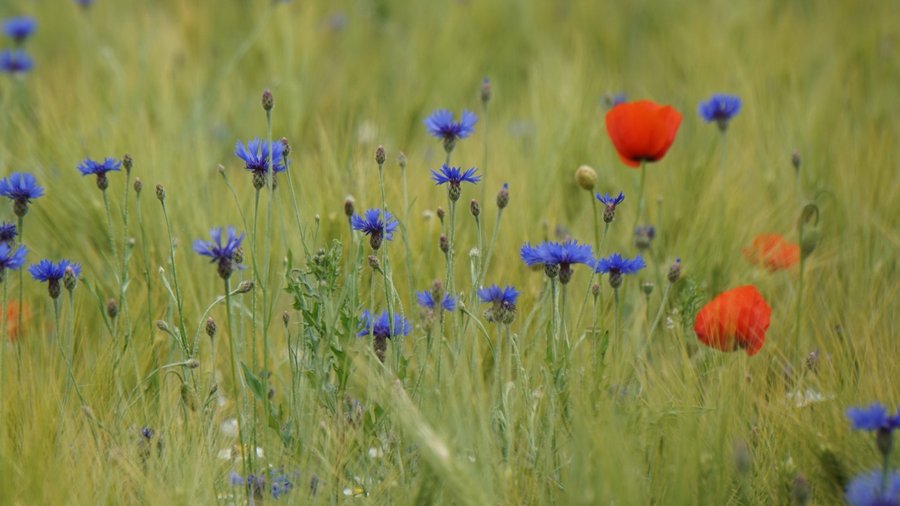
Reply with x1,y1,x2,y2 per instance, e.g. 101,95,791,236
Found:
235,138,286,189
596,192,625,224
594,253,645,289
604,92,627,109
77,157,122,190
0,172,44,217
0,222,17,245
0,243,27,276
634,225,656,251
432,165,481,201
417,290,456,312
230,469,296,501
846,469,900,506
193,227,245,279
424,109,477,153
3,17,37,43
477,284,519,324
351,208,399,250
29,259,80,298
520,240,594,284
698,94,742,131
0,49,33,75
357,310,411,362
847,404,900,432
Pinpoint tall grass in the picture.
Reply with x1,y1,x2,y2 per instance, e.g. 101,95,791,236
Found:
0,0,897,503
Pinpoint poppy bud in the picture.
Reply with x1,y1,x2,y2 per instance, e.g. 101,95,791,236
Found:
439,234,449,255
641,280,654,296
262,89,274,112
575,165,597,191
375,145,386,166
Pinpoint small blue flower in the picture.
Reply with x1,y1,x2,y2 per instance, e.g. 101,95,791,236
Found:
351,209,399,250
0,172,43,202
235,138,286,174
357,310,411,339
845,469,900,506
2,17,37,43
0,222,17,244
520,240,594,268
847,403,900,432
424,109,477,151
698,94,742,129
0,49,33,74
477,284,519,324
417,290,456,312
432,165,481,186
0,243,27,271
604,93,627,108
193,227,245,279
231,469,296,500
77,157,122,176
29,259,80,282
595,253,645,288
596,192,625,207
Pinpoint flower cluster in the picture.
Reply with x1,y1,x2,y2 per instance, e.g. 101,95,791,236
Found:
521,240,593,284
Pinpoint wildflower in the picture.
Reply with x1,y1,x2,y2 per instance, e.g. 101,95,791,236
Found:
521,240,594,284
743,234,800,272
0,222,17,245
432,165,481,202
594,253,645,289
603,92,628,109
2,17,37,43
261,89,274,112
694,285,771,356
0,243,27,282
77,157,122,191
605,100,682,168
698,94,742,132
416,290,456,312
633,225,656,251
29,259,81,299
0,172,43,217
847,404,900,433
230,469,296,500
0,49,32,75
667,258,682,283
496,183,509,209
375,145,386,166
350,209,399,250
477,284,519,324
193,227,245,279
424,109,477,154
575,165,597,191
357,310,411,362
845,470,900,506
343,195,355,219
596,192,624,223
234,138,286,189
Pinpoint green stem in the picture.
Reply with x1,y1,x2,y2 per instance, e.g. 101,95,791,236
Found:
16,215,24,346
377,166,398,365
135,191,154,346
446,198,457,295
283,145,309,258
794,256,806,348
633,162,647,231
648,282,672,341
160,201,189,357
224,277,249,479
400,164,416,300
613,287,620,348
591,195,601,254
550,277,558,364
119,170,132,350
478,208,504,287
718,130,728,224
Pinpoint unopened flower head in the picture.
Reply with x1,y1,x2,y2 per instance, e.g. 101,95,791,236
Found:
424,109,477,153
193,227,245,279
0,49,33,75
596,192,625,223
667,258,682,283
77,157,122,191
351,209,399,250
0,172,43,217
480,78,491,105
477,284,519,324
496,183,509,209
698,94,742,132
29,259,81,299
343,195,355,218
521,240,593,284
575,165,598,191
595,253,645,289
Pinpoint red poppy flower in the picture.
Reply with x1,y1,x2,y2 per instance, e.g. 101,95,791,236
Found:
694,285,771,356
743,234,800,272
605,100,683,168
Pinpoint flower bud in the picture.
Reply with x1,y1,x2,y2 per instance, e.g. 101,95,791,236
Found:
262,89,274,112
480,78,491,105
667,258,682,284
156,320,169,332
63,266,78,292
436,207,445,224
439,234,449,254
205,317,216,340
470,199,480,218
496,183,509,209
367,255,382,272
133,177,143,195
106,298,118,319
122,154,133,174
155,184,166,202
641,280,654,296
344,195,355,218
235,280,254,294
397,152,407,169
575,165,597,191
280,137,291,157
375,145,386,166
591,283,600,298
282,311,290,326
791,151,801,172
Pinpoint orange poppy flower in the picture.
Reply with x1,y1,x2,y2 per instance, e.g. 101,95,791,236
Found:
694,285,771,356
4,301,28,342
743,234,800,272
605,100,683,168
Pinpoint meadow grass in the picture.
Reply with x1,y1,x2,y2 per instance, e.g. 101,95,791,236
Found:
0,0,898,504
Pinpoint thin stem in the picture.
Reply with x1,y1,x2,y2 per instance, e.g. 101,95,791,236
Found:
478,208,504,287
16,215,24,344
119,170,132,349
549,277,558,364
794,256,805,349
283,145,309,258
224,277,249,478
613,287,620,348
473,214,483,292
160,201,189,357
377,166,398,364
446,198,457,295
400,164,416,300
648,282,672,340
633,162,647,231
135,191,154,346
481,102,489,205
718,130,728,224
591,196,601,254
